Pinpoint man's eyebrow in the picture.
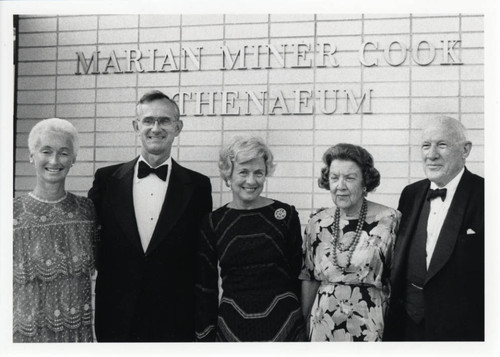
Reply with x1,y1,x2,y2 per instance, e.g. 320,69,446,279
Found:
143,116,173,119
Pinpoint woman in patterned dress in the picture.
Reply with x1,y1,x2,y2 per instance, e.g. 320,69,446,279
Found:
300,143,401,341
13,118,96,342
195,136,306,341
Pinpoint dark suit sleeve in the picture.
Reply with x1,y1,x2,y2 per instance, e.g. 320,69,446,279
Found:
199,176,213,219
195,213,219,342
287,206,303,298
88,168,104,226
384,185,412,341
396,185,409,216
287,206,303,279
393,185,411,255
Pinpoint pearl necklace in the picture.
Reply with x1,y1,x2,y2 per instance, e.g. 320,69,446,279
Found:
331,198,368,272
29,191,68,204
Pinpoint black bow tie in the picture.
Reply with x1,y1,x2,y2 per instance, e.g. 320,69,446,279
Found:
137,161,168,181
427,188,447,201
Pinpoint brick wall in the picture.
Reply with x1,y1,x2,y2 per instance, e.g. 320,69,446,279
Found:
15,14,484,227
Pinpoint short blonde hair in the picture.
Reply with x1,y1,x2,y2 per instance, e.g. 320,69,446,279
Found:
28,118,79,156
219,136,276,184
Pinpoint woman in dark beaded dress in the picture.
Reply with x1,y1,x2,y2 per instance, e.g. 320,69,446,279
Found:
195,136,306,342
300,143,401,341
13,118,96,342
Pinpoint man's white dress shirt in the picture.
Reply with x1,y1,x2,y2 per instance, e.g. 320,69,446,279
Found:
425,167,464,268
133,156,172,252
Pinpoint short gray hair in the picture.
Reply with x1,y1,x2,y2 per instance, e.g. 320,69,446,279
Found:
423,115,469,143
136,90,180,120
27,118,79,156
219,136,276,184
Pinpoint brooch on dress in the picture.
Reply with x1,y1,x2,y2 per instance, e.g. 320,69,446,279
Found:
274,208,287,220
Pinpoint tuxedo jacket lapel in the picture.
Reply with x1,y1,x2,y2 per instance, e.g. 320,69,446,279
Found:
108,157,144,254
426,170,473,283
146,160,195,255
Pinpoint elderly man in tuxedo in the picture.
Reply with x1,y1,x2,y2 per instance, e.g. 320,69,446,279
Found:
88,90,212,342
384,116,484,341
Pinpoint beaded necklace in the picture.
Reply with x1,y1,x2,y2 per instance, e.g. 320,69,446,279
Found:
331,198,368,272
29,191,68,204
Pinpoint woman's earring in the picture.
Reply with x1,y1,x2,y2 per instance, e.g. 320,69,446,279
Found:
363,187,367,196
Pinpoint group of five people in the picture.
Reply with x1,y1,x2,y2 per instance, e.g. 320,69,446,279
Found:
13,90,484,343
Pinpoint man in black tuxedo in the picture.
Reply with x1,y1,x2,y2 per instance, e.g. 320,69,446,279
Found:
89,90,212,342
384,116,484,341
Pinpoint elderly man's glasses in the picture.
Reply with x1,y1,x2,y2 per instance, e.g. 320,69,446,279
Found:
138,117,175,127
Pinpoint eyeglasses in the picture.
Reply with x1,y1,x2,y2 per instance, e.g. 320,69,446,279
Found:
137,117,175,127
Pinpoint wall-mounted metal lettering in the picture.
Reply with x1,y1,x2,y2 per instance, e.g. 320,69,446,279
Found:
359,39,463,67
75,39,462,75
75,47,202,74
169,89,373,116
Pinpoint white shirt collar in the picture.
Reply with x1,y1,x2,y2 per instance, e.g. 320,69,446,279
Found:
137,155,171,168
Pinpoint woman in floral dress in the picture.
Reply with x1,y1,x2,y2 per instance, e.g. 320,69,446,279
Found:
13,118,96,342
300,143,400,341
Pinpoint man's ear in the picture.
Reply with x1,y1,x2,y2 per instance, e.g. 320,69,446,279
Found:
132,120,139,134
463,141,472,159
174,120,183,137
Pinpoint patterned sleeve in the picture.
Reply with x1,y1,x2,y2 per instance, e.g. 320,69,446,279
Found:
88,200,100,274
384,209,402,271
299,214,317,281
76,196,99,275
195,213,219,342
373,208,401,291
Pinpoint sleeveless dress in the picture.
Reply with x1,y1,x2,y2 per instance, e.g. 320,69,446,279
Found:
300,206,400,341
13,193,97,342
196,200,306,341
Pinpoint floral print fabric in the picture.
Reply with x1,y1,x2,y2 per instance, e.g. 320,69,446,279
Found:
300,206,400,341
